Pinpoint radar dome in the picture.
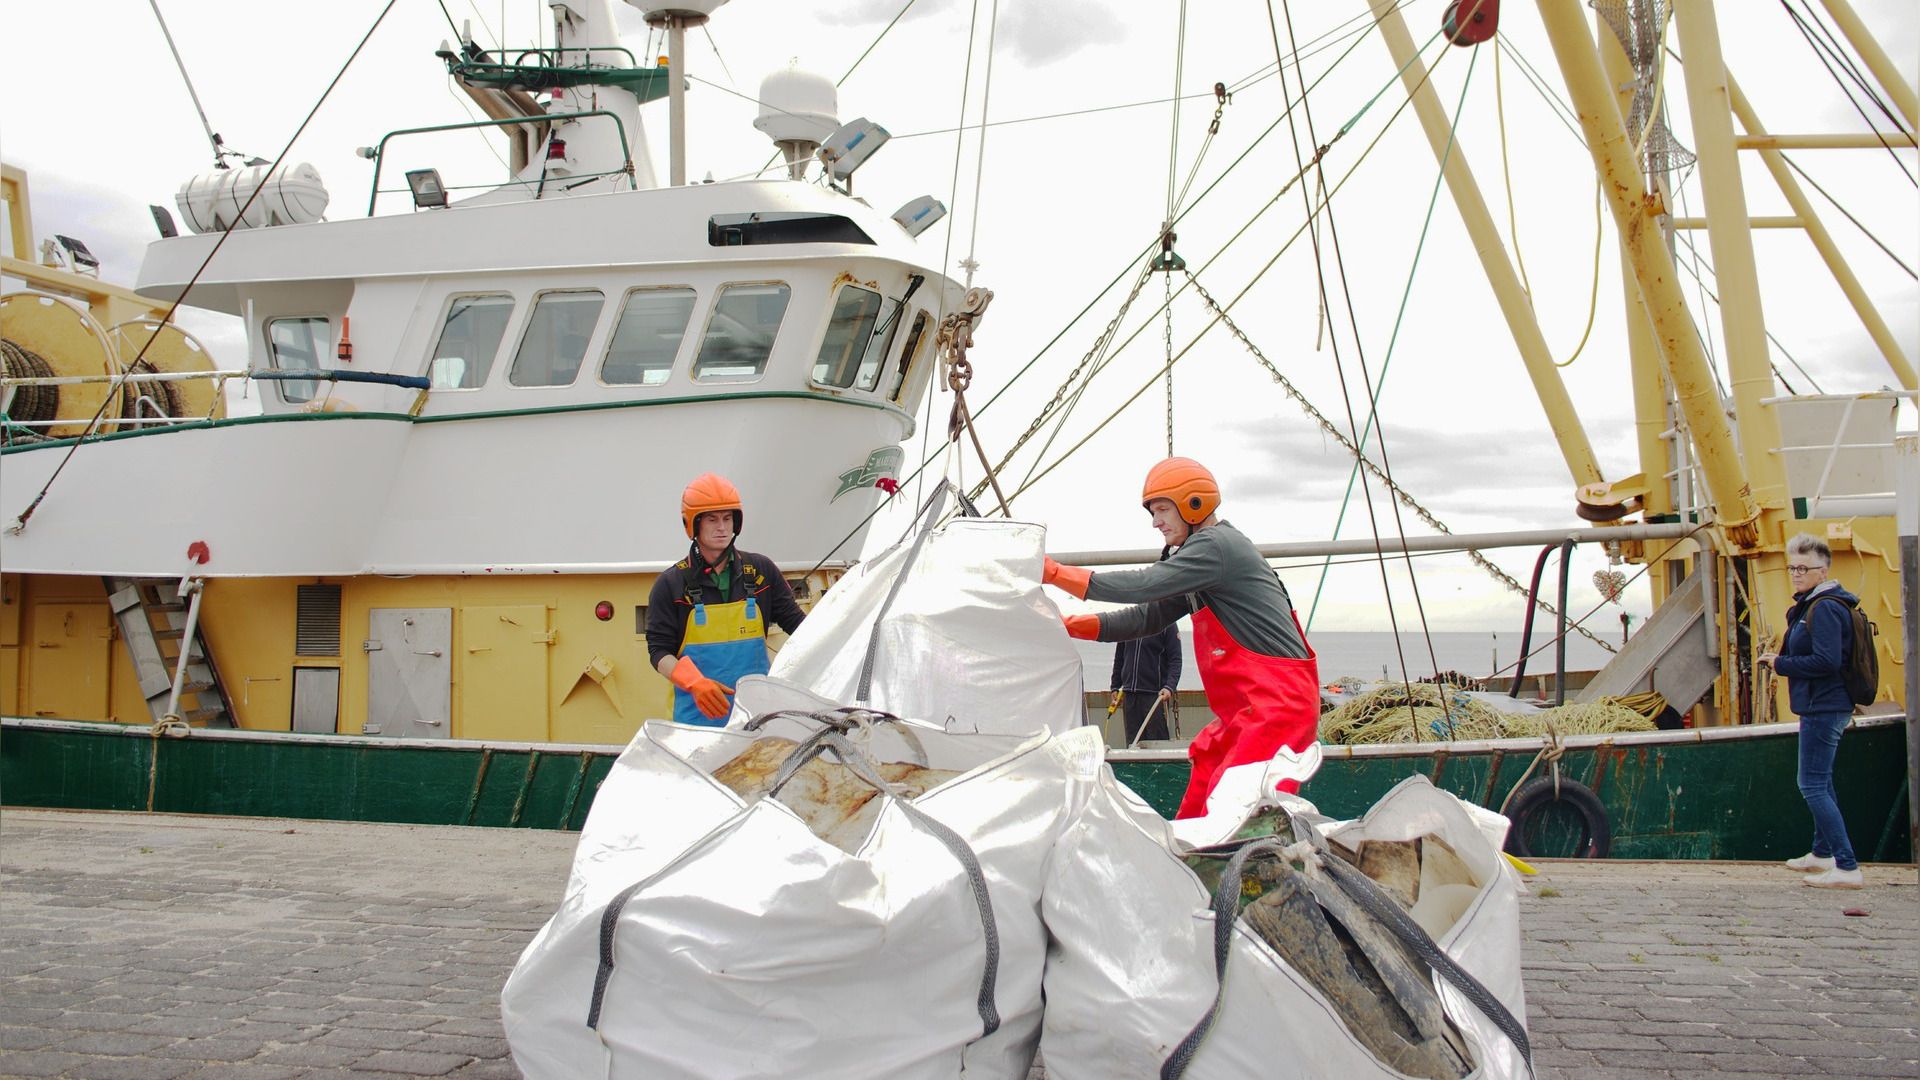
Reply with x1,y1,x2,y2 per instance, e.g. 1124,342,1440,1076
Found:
753,65,838,145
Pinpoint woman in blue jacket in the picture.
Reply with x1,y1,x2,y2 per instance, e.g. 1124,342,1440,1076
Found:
1758,533,1863,890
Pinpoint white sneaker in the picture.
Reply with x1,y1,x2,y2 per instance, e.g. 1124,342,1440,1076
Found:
1785,852,1836,872
1804,867,1864,889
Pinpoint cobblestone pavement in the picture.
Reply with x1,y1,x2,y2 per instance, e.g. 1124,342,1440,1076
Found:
0,809,1913,1079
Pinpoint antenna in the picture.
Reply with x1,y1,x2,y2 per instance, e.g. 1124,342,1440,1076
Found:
147,0,231,168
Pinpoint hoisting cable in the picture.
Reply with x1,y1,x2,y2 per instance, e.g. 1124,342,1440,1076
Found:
1162,1,1188,456
981,29,1415,506
1273,0,1458,724
1005,31,1460,505
149,0,233,168
8,0,401,538
805,12,1412,571
1306,37,1480,632
959,0,1003,289
923,0,985,510
990,24,1451,503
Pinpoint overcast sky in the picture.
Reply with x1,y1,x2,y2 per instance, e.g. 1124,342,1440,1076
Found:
3,0,1915,642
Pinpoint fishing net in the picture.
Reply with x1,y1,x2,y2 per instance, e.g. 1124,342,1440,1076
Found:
1591,0,1696,175
1320,684,1656,745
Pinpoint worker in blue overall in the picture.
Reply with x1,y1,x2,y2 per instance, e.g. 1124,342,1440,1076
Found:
647,474,807,725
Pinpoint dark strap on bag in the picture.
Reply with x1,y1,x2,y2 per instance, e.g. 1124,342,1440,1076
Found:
1162,838,1533,1079
587,730,1001,1042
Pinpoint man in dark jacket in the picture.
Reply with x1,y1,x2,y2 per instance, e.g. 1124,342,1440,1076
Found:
1111,623,1182,744
1758,532,1862,890
647,474,805,725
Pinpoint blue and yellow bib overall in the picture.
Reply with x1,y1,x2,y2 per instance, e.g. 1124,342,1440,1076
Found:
672,596,770,726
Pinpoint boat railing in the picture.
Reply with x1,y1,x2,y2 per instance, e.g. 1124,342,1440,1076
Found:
365,110,637,215
445,45,669,97
1763,389,1917,519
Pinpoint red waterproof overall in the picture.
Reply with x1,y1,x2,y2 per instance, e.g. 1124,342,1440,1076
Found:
1176,607,1320,819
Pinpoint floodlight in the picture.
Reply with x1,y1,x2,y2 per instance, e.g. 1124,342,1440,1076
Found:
406,168,449,209
891,196,946,238
53,234,99,273
817,118,890,184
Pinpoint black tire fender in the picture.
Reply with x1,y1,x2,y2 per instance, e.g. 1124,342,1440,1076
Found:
1503,776,1611,859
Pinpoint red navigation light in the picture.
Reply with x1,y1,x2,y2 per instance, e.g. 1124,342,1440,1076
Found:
547,139,568,161
594,601,614,621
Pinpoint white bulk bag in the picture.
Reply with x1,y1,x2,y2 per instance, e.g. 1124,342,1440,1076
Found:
769,513,1083,735
502,678,1107,1080
1040,769,1531,1080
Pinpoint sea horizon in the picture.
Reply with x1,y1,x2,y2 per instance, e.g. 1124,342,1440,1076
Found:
1075,628,1621,691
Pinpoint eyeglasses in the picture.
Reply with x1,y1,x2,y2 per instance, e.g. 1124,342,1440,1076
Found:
1786,564,1824,575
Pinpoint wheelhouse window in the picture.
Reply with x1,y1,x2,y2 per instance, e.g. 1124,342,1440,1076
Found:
811,285,883,388
265,316,327,404
888,310,932,402
509,290,605,387
692,283,791,382
429,294,514,389
602,288,696,386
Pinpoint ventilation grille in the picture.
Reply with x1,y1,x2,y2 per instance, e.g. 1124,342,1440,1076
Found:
296,584,343,657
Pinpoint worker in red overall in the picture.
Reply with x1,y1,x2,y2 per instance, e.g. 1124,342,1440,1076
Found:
1046,458,1319,818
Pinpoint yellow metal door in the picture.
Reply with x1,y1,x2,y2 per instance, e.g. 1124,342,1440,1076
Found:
459,605,550,740
27,603,112,719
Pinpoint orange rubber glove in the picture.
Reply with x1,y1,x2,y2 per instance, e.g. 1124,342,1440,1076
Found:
1062,613,1102,640
668,655,734,720
1043,556,1093,600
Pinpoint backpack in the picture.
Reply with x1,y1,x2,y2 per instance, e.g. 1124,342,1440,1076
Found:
1812,595,1879,707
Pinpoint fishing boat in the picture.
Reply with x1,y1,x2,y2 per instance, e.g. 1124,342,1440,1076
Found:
2,0,1913,861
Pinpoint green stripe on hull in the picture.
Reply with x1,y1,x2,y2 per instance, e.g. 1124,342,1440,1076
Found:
4,717,1908,862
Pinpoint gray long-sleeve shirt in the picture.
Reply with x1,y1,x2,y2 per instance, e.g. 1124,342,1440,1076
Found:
1084,520,1309,658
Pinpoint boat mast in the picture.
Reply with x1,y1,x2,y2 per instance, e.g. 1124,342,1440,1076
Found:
638,2,727,186
1533,0,1764,548
1667,0,1793,674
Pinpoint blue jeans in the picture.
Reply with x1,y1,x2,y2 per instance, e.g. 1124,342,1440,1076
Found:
1796,711,1857,871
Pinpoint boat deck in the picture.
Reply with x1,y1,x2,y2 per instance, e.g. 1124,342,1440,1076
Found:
0,808,1912,1079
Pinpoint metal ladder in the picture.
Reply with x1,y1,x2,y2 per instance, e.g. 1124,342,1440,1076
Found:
103,576,235,728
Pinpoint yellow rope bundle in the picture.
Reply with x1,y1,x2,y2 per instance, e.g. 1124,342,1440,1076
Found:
1319,685,1657,746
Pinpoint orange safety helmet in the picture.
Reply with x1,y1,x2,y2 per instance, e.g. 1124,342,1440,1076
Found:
1141,457,1220,525
681,473,744,539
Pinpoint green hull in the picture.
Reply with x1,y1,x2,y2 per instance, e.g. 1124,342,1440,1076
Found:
2,715,1909,861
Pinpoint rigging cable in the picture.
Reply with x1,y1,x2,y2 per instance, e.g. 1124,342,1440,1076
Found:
1307,40,1479,632
1792,0,1912,137
8,0,402,537
1670,230,1826,393
923,0,986,511
1780,152,1917,279
960,0,1003,288
1274,0,1455,711
1778,0,1916,185
984,18,1413,502
1005,31,1460,502
806,10,1414,570
992,26,1449,505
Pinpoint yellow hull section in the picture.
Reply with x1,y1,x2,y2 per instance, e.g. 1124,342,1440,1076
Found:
0,570,826,744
